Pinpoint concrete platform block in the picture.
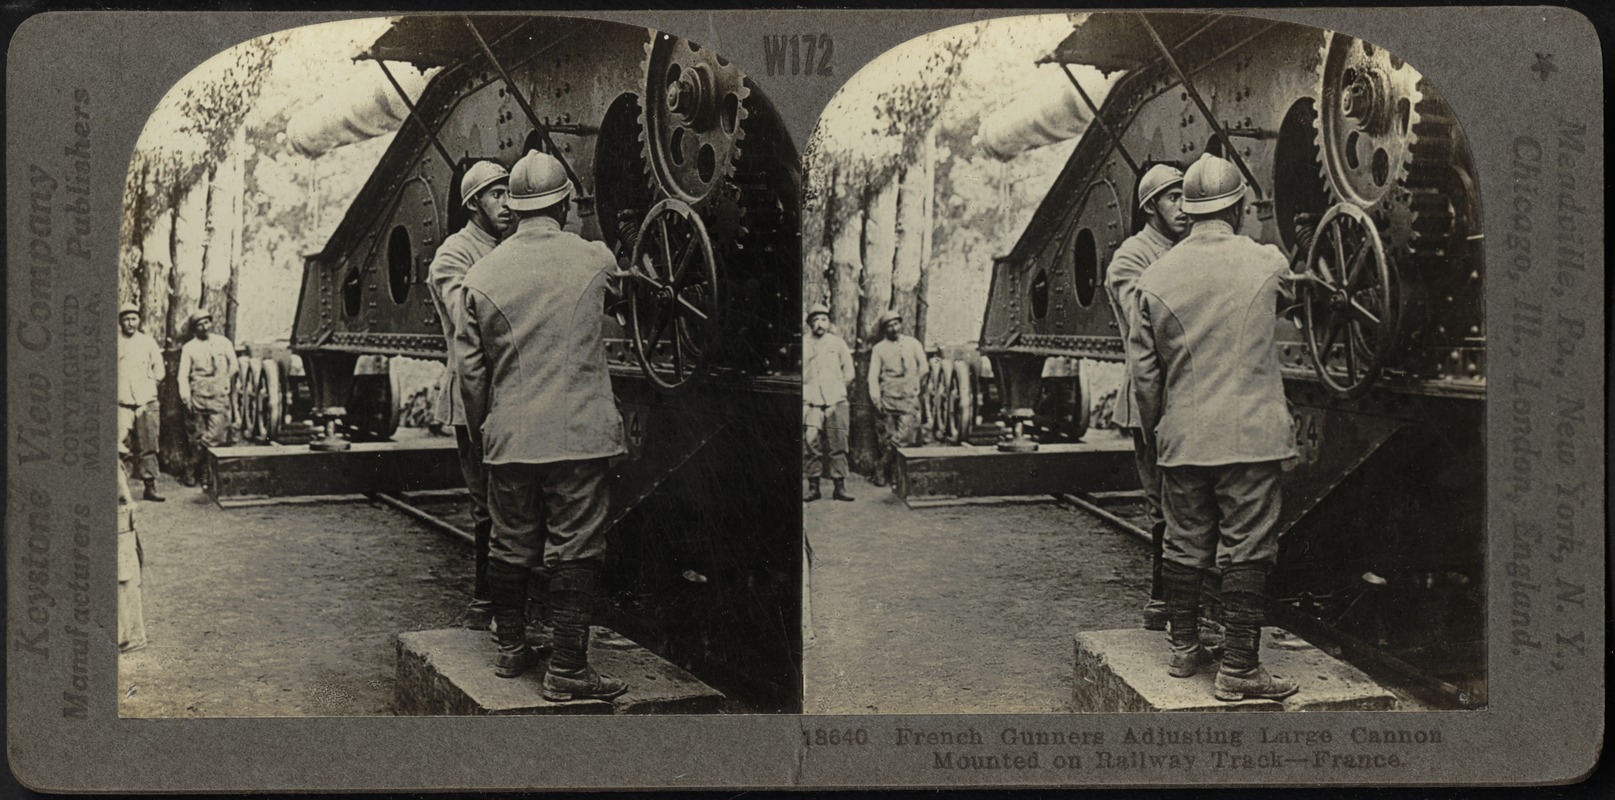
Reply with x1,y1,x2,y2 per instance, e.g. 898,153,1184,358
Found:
395,627,725,715
1073,627,1398,713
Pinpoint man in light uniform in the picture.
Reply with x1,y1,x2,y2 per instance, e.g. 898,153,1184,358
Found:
118,303,167,502
866,309,927,488
1106,163,1188,630
456,151,627,701
802,302,855,502
178,309,238,491
427,160,514,632
1128,153,1299,701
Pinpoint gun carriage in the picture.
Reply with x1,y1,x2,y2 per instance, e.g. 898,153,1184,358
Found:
247,16,801,711
977,13,1484,706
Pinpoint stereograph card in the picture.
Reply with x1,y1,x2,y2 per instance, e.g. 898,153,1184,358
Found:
3,5,1605,792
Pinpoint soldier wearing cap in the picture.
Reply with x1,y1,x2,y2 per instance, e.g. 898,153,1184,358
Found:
118,303,167,502
803,302,855,502
178,308,238,490
455,150,627,700
866,308,926,487
1106,162,1188,631
1128,153,1299,702
427,160,515,633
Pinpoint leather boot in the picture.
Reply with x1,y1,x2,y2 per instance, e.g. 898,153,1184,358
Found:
1162,561,1214,678
804,479,822,502
832,478,854,502
542,561,626,702
142,479,167,502
487,560,540,678
524,566,554,653
1214,563,1297,701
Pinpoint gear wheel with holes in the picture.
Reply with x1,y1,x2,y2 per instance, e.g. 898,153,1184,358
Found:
1312,31,1467,374
640,31,750,208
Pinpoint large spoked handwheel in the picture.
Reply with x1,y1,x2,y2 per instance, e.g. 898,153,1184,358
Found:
628,199,721,391
1301,203,1399,398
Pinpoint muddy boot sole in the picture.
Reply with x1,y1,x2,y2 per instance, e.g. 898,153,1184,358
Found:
542,668,627,702
1214,668,1298,702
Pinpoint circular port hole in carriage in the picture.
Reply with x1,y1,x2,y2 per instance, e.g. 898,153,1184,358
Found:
669,127,687,165
341,267,363,318
386,225,412,304
1072,228,1099,307
1371,147,1390,186
1345,131,1362,170
1030,269,1050,319
721,92,740,135
1273,98,1333,252
697,143,717,184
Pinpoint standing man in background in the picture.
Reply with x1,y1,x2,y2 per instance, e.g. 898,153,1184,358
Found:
802,302,855,502
178,309,238,492
1105,163,1187,630
456,151,627,701
428,159,514,632
1129,153,1298,702
867,309,926,488
118,303,166,502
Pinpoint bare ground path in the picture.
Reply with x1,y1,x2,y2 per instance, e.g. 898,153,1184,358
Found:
803,472,1154,714
119,475,475,717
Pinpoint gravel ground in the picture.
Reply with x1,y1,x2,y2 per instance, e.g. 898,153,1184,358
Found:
803,472,1155,715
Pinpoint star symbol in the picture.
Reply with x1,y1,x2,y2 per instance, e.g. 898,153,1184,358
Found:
1532,53,1558,82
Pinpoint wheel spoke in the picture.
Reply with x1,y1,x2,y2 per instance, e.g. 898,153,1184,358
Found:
1344,236,1372,288
674,294,710,320
645,303,673,355
670,232,700,286
1347,297,1381,326
656,216,675,280
671,320,687,380
1318,315,1343,360
1344,327,1360,377
1327,219,1347,284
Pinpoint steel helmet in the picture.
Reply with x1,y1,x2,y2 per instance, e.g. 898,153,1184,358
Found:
506,151,572,211
1136,163,1184,210
878,309,902,327
119,302,140,318
1181,153,1246,214
459,161,510,209
188,309,213,329
806,303,830,322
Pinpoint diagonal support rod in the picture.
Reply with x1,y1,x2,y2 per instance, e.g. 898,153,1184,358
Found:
1059,64,1141,178
1136,13,1264,198
375,59,456,171
460,15,583,191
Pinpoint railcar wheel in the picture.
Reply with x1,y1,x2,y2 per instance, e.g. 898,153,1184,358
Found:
950,359,975,444
628,199,721,391
259,359,285,442
237,357,261,442
1301,203,1399,397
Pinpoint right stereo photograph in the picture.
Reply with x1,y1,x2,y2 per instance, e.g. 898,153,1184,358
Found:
800,12,1484,715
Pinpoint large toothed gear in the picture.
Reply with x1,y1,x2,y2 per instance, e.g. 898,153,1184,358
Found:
1313,32,1425,254
640,31,750,208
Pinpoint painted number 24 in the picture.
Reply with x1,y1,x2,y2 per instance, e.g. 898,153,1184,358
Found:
762,34,833,77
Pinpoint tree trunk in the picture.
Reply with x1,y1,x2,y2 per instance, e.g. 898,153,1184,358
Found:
827,175,864,344
891,162,925,345
198,163,219,327
856,178,898,346
915,128,937,346
164,197,185,346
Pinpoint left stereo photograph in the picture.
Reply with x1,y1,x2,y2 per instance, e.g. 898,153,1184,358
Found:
115,14,803,716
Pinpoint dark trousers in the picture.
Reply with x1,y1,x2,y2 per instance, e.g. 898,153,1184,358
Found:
487,458,611,570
